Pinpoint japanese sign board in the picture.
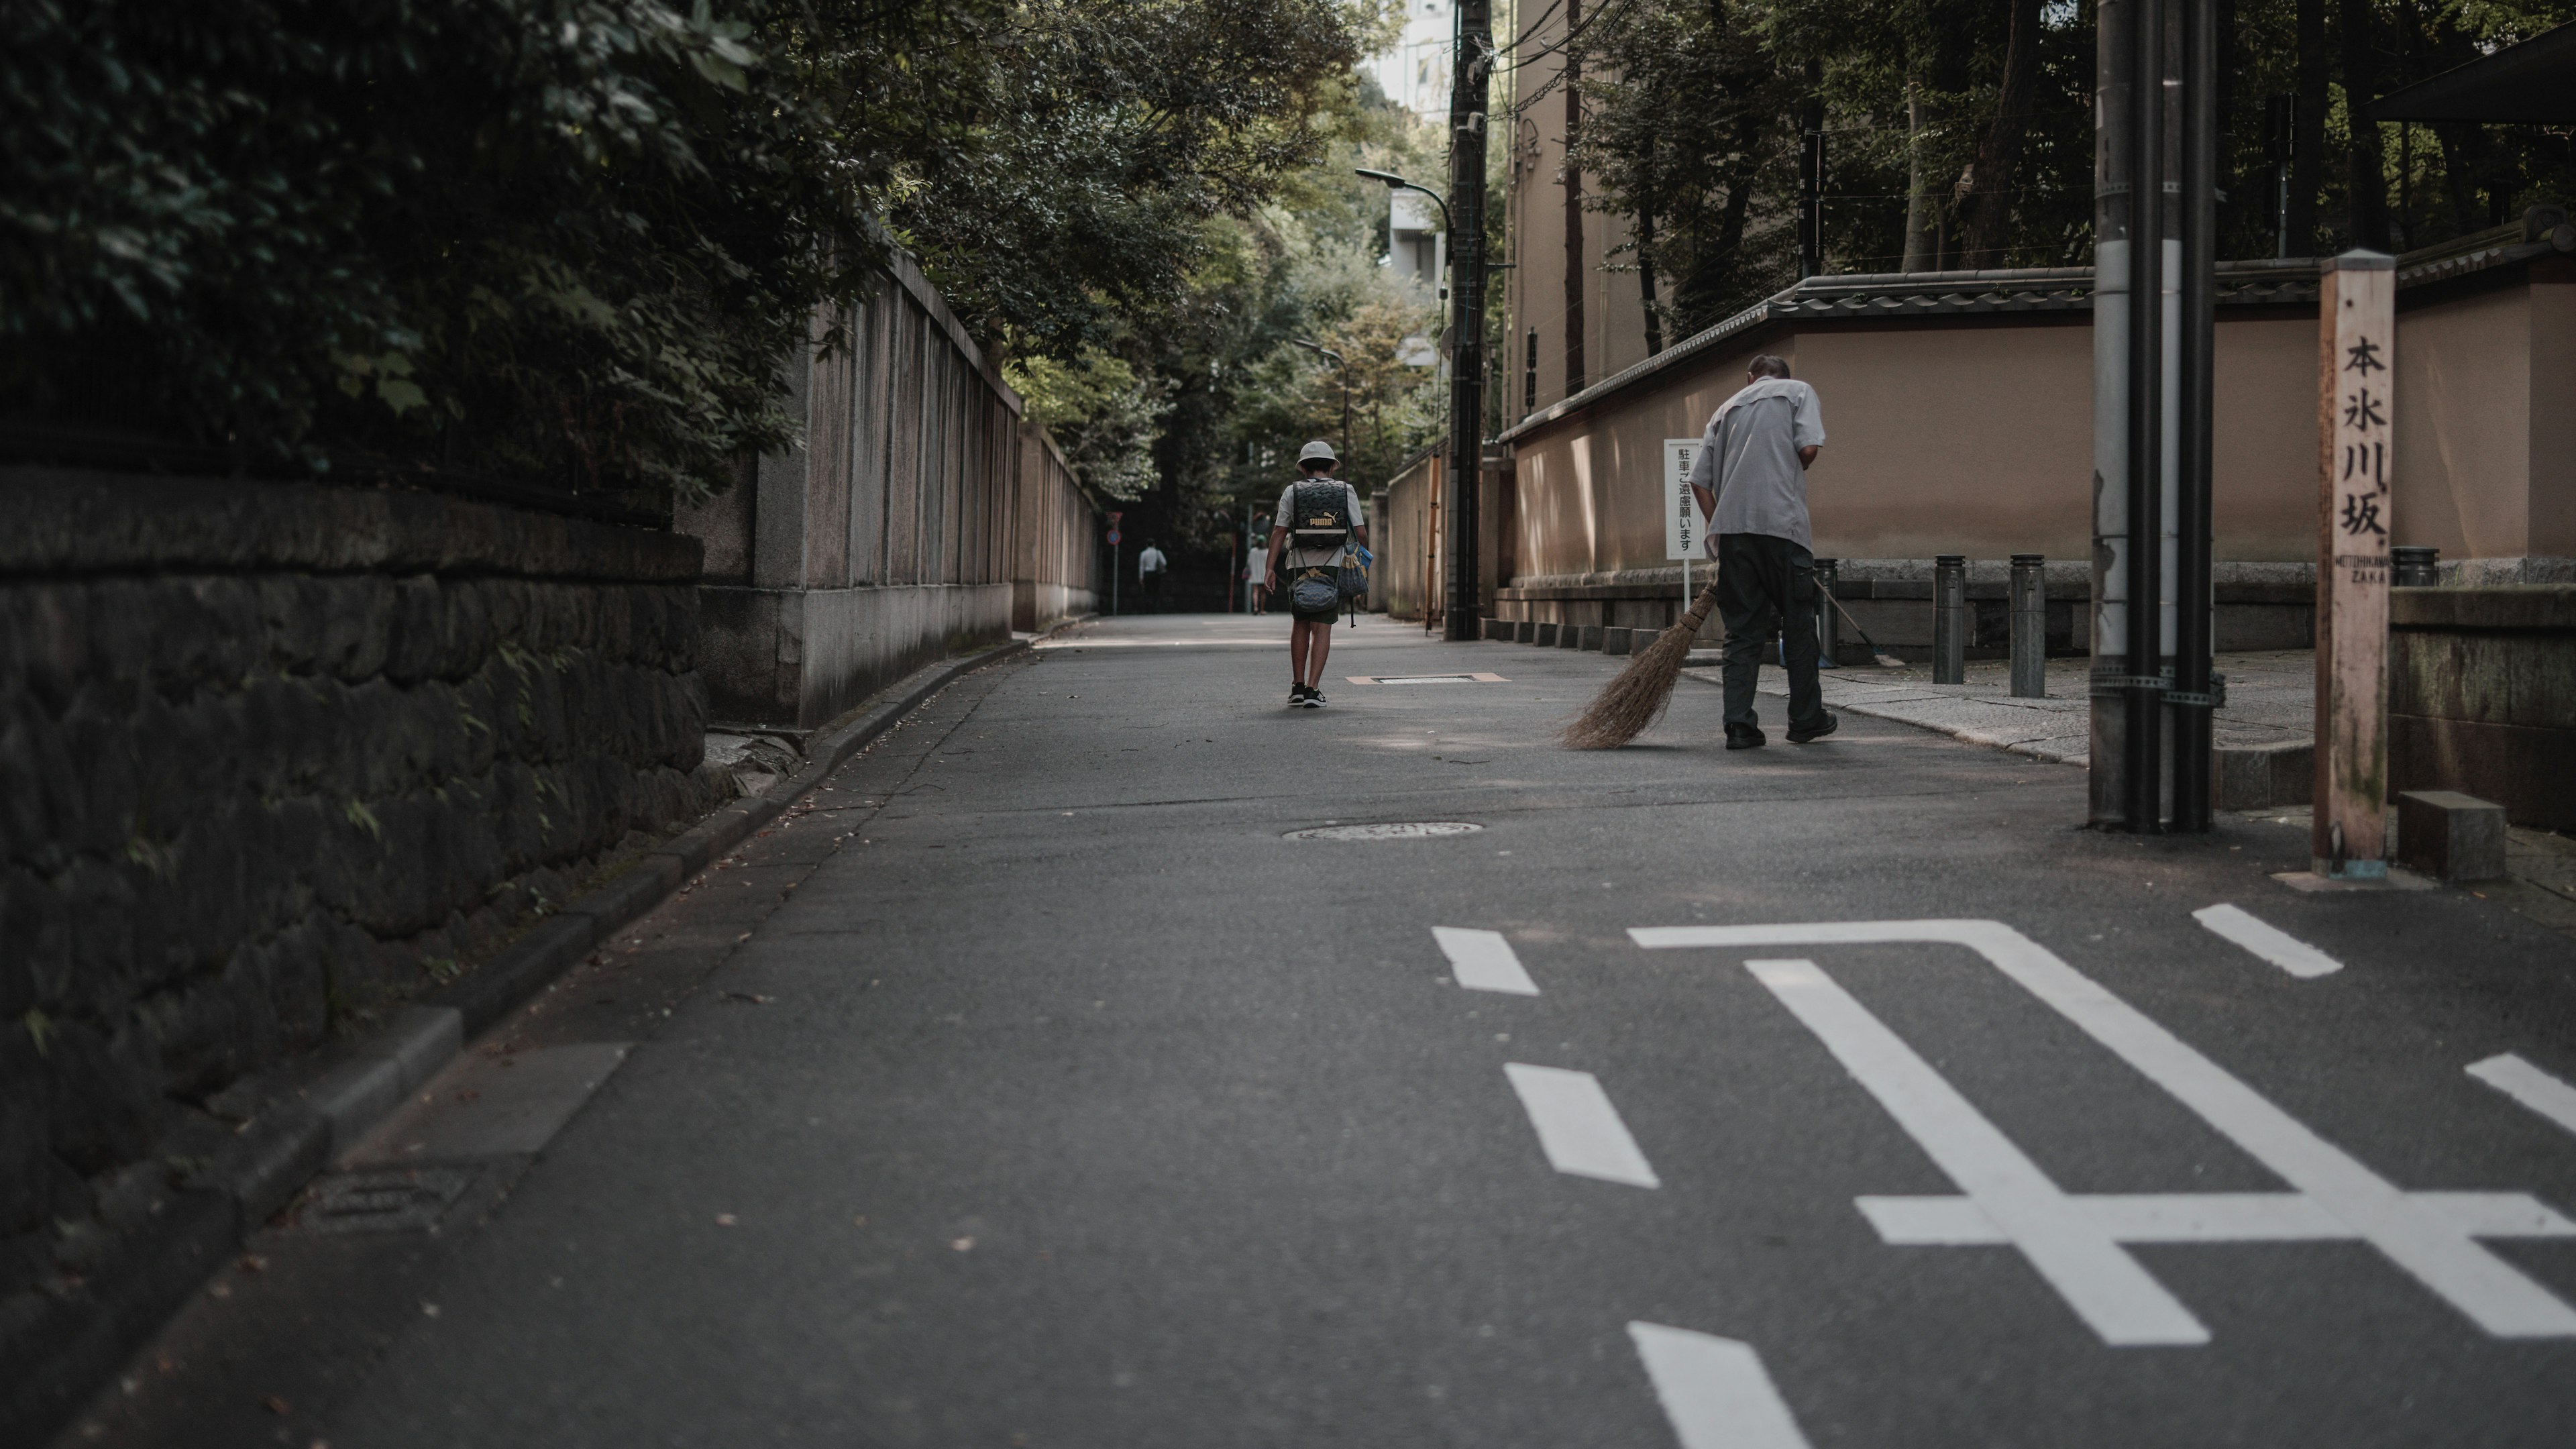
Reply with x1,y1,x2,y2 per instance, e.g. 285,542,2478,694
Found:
2312,250,2395,879
1664,439,1703,561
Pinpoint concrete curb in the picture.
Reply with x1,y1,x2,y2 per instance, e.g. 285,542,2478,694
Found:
6,632,1043,1449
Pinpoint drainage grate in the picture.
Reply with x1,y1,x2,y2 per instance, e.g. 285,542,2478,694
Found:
1285,821,1485,841
294,1167,476,1234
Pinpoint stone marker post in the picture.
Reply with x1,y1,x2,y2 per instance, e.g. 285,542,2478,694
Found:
2312,250,2396,879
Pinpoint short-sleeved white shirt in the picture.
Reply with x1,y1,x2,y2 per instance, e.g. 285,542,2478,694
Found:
1686,378,1827,549
1272,480,1366,572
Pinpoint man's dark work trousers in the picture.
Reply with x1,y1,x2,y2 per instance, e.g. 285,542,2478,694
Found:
1715,532,1825,733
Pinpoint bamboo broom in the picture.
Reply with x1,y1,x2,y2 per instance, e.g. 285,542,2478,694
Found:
1558,580,1725,750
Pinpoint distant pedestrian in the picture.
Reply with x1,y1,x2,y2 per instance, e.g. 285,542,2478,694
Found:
1687,355,1835,749
1244,537,1269,613
1138,541,1169,612
1265,441,1368,708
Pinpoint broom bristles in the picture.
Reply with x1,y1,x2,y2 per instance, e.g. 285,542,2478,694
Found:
1557,582,1724,749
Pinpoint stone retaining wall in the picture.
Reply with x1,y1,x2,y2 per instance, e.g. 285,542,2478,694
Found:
2391,585,2576,830
0,468,724,1322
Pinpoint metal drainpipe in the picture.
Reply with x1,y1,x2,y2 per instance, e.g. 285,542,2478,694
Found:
2123,0,2167,833
2171,0,2218,830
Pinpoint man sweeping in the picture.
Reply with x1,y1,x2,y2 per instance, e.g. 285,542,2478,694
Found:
1560,356,1835,751
1685,355,1836,749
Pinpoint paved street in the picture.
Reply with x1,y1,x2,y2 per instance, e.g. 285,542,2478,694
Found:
71,612,2576,1448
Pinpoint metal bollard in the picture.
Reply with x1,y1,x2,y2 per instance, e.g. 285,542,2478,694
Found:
2008,553,2045,697
1811,557,1839,667
2392,545,2440,587
1932,555,1967,684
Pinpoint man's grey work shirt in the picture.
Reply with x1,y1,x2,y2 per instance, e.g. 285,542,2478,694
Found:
1686,378,1827,550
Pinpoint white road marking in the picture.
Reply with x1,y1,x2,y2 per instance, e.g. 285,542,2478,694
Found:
2192,903,2344,977
1434,927,1540,995
1858,1191,2575,1244
1627,1323,1813,1449
1633,919,2576,1341
1746,958,2206,1345
2468,1053,2576,1138
1503,1063,1660,1187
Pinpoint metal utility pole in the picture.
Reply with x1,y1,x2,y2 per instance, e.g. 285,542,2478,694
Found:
1561,0,1585,397
1799,87,1825,280
2091,0,2213,832
1444,0,1491,641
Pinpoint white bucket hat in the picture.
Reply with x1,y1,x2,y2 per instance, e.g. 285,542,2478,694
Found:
1297,439,1338,466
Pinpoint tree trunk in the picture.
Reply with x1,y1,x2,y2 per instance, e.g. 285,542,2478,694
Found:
1562,0,1587,396
1903,85,1939,272
2289,0,2327,252
2337,0,2390,250
1638,205,1664,355
1952,0,2043,269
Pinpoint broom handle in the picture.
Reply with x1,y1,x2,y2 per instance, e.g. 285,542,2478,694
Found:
1675,579,1723,636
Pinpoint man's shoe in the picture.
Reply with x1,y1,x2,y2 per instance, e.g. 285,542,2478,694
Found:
1787,713,1839,744
1304,688,1328,708
1725,726,1767,750
1289,684,1310,706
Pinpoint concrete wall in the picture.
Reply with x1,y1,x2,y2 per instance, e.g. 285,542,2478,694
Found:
0,468,722,1351
1379,451,1441,621
683,248,1097,729
2394,264,2576,562
1013,423,1102,631
2390,585,2576,830
1502,310,2341,584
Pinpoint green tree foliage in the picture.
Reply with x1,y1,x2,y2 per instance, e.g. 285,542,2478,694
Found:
1556,0,2575,341
890,0,1374,362
2,0,1006,504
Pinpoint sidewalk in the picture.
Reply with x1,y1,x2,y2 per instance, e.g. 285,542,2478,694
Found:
1685,647,2576,939
1685,649,2316,767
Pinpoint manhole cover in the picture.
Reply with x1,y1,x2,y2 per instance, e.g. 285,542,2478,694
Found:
294,1167,475,1234
1285,821,1485,841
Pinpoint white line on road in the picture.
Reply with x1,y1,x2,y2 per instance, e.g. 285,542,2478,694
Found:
2193,904,2343,977
1633,919,2576,1340
1503,1063,1660,1188
2468,1053,2576,1138
1434,927,1539,995
1627,1323,1813,1449
1858,1191,2575,1244
1746,958,2208,1345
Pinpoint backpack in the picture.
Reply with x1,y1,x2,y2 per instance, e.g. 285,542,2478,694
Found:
1287,480,1354,551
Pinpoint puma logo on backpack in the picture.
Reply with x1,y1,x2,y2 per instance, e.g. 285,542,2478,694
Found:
1288,480,1353,551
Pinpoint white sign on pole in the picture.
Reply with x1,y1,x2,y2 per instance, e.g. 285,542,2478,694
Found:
1663,439,1703,560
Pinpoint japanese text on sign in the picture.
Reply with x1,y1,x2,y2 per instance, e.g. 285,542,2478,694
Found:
1664,439,1702,561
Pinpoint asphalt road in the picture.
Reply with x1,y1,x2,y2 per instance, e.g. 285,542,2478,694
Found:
70,612,2576,1448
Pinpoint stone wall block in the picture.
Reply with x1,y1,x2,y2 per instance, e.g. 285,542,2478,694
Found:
522,659,571,763
131,961,259,1101
434,581,493,680
0,700,57,871
170,578,262,698
15,583,90,714
80,579,158,714
60,692,139,857
343,792,439,938
254,576,324,672
315,576,394,682
451,675,501,778
0,868,70,1016
0,1075,53,1238
237,674,329,801
383,576,443,685
166,807,255,973
41,1016,158,1177
253,918,333,1051
58,857,142,1016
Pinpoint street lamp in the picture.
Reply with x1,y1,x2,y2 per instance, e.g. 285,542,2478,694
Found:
1358,151,1483,640
1289,339,1352,460
1356,168,1452,235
